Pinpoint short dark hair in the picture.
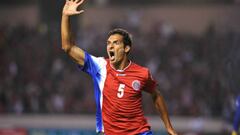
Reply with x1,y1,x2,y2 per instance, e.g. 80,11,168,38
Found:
108,28,132,47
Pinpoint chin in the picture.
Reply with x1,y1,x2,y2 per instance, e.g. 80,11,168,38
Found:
110,60,119,66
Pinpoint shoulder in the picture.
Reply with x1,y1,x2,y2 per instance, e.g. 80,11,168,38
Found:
86,52,107,65
131,62,148,70
83,52,107,71
131,62,151,76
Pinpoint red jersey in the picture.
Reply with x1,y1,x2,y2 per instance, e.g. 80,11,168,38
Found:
80,52,157,134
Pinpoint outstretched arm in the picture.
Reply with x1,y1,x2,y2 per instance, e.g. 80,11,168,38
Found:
61,0,85,66
151,87,178,135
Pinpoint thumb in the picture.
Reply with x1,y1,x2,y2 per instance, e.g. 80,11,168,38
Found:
76,10,84,14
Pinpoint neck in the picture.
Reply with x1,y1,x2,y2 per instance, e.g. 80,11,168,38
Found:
111,57,130,70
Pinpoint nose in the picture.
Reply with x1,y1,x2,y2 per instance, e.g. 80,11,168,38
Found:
108,43,114,49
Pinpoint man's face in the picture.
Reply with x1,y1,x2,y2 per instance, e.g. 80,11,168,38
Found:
107,34,130,65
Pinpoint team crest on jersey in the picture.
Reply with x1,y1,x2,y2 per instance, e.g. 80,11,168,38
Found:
132,80,141,91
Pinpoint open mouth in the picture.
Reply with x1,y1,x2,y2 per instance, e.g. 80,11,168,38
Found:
109,51,115,60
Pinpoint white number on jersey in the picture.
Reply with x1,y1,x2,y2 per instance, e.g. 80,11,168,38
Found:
117,84,125,98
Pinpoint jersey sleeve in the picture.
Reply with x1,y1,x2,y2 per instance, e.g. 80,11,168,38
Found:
143,69,157,93
78,51,106,76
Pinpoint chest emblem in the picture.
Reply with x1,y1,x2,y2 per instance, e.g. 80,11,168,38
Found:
132,80,141,91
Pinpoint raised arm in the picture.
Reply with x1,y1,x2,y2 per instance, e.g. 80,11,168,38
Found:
151,87,178,135
61,0,85,66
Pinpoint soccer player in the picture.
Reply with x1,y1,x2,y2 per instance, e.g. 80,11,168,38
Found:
232,96,240,135
61,0,178,134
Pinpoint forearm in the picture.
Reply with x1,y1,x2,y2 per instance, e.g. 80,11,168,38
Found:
154,94,174,131
61,0,86,66
61,14,73,52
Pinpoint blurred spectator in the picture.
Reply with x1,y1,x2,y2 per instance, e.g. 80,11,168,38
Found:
0,16,239,118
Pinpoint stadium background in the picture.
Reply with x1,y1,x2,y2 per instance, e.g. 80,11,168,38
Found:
0,0,240,134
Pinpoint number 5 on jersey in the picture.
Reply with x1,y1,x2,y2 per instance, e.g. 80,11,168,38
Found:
117,84,125,98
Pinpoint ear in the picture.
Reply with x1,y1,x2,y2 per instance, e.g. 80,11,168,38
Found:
124,45,131,54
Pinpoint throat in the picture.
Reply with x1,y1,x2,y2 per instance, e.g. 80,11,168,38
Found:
110,59,130,71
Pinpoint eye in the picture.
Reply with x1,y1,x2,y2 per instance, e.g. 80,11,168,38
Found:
107,42,111,46
115,41,121,45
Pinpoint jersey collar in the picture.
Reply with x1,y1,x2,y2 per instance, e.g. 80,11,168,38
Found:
110,60,132,72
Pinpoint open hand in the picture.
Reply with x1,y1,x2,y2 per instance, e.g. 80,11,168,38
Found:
63,0,85,16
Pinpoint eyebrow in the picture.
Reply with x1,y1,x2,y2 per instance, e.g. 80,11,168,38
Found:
107,40,121,43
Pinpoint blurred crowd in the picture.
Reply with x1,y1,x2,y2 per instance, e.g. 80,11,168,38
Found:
0,18,239,120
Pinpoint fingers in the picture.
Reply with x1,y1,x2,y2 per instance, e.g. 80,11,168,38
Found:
66,0,84,6
66,0,77,2
76,10,84,14
65,0,84,4
76,0,84,5
65,0,71,5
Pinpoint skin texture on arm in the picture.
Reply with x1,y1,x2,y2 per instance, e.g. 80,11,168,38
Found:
151,87,178,135
61,0,85,66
